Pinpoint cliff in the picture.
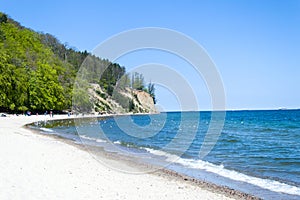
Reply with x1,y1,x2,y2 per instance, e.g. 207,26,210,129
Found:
88,84,157,114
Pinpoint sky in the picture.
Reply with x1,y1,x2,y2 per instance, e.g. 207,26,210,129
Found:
0,0,299,111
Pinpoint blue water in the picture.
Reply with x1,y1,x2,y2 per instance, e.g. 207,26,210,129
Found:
32,110,300,199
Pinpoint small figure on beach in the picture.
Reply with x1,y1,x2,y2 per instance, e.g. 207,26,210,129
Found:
50,111,53,118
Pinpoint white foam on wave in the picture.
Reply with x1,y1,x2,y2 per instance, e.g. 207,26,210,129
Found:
96,138,106,143
145,148,181,161
113,141,121,145
79,135,95,141
145,148,300,196
79,135,105,142
40,128,54,133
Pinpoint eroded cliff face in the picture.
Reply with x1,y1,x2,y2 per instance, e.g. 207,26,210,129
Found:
133,90,157,113
88,84,157,114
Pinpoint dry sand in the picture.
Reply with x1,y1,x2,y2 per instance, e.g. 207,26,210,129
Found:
0,114,236,200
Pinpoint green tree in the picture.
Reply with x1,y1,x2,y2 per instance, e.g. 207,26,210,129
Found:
72,74,93,113
117,73,131,89
148,82,156,104
29,61,65,110
131,72,144,90
0,13,7,23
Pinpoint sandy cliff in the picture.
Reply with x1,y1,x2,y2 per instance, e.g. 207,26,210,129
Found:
88,84,157,114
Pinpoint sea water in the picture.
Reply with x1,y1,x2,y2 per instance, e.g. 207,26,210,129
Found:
32,110,300,199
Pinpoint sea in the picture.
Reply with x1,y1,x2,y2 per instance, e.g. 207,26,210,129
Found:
29,110,300,199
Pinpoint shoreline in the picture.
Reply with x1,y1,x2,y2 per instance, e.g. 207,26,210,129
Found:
1,114,258,199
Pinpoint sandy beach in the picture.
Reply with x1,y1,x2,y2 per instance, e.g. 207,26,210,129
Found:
0,115,241,200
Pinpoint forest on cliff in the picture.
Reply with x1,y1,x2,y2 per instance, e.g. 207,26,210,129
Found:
0,12,155,113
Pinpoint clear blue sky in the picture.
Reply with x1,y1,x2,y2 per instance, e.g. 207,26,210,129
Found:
1,0,299,110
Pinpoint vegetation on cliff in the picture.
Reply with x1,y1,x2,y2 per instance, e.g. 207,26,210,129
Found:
0,12,156,114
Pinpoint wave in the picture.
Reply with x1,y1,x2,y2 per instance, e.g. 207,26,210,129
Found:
96,138,106,143
113,140,143,149
145,148,300,196
113,140,121,145
40,127,54,133
79,135,106,143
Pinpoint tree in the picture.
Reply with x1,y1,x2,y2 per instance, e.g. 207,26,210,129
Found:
117,73,131,89
72,77,93,113
0,13,7,23
148,82,156,104
29,62,65,111
0,16,72,112
131,72,144,90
